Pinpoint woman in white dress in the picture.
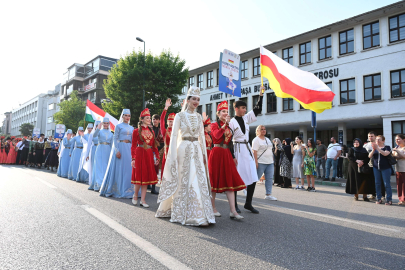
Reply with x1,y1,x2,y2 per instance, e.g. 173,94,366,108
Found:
155,87,215,226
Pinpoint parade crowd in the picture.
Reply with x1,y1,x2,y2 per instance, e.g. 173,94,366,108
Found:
1,86,405,226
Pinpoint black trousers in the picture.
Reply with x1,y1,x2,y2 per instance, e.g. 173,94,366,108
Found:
15,150,22,165
235,182,257,208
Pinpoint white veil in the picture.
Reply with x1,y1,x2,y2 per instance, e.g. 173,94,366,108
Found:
82,122,99,186
58,129,71,160
78,126,91,175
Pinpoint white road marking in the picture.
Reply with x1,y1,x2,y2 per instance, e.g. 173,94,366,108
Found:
35,177,57,189
216,197,402,233
81,205,192,270
361,247,405,258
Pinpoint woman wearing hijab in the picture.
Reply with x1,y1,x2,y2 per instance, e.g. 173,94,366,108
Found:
90,118,113,191
273,138,283,187
345,138,374,201
57,129,73,178
100,109,135,198
280,138,293,188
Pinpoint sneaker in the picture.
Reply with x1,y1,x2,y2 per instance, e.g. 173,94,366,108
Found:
307,187,312,191
323,178,330,181
300,185,305,190
265,195,277,201
311,188,316,192
294,185,300,190
331,178,335,181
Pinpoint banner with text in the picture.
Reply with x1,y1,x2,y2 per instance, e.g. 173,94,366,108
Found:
55,124,66,139
32,128,40,138
219,49,241,97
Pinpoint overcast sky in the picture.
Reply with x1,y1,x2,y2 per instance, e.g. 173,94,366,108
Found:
0,0,399,120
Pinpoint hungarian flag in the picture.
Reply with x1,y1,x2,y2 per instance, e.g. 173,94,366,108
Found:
85,100,119,131
260,46,334,113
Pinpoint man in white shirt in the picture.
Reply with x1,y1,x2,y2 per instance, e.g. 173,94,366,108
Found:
15,138,25,165
324,137,341,181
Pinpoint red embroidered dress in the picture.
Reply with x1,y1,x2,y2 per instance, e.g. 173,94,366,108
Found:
131,126,159,185
5,142,17,164
205,131,212,159
160,109,175,180
208,121,246,193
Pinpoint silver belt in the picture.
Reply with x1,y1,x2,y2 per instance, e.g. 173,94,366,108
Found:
183,137,198,142
234,140,253,158
137,144,152,149
99,142,110,145
214,144,228,149
76,147,83,149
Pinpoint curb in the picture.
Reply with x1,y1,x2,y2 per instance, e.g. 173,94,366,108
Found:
302,179,398,192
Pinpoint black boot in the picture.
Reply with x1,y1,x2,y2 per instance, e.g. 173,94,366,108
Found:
147,185,152,190
151,184,159,194
234,191,241,213
244,183,259,214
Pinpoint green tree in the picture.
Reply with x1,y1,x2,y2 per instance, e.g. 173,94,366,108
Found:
19,123,34,136
102,49,189,125
54,91,86,131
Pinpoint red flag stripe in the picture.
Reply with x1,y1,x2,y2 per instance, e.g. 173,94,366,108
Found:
86,100,106,117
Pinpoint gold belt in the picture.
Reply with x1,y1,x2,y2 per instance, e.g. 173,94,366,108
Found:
93,144,98,146
119,140,131,143
99,142,110,145
137,144,152,149
214,144,228,149
183,137,198,142
76,147,83,149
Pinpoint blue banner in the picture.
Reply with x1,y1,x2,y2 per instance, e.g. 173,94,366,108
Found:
218,52,242,97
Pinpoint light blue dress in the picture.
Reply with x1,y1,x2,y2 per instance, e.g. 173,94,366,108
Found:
76,133,92,183
57,137,72,178
89,129,112,191
100,122,134,198
68,136,84,181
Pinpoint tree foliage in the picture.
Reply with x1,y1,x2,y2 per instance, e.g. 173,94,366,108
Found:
102,50,189,125
53,91,86,131
19,123,34,136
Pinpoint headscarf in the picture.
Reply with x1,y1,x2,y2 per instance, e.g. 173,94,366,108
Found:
273,138,283,151
282,138,293,162
353,138,367,154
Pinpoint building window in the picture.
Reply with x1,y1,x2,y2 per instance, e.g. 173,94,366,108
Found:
48,103,56,110
229,99,235,117
392,121,405,147
340,78,356,104
267,92,277,113
339,29,354,55
207,71,213,88
391,69,405,98
253,57,260,76
363,22,380,49
197,105,202,115
216,69,219,86
299,42,311,65
206,104,212,120
182,85,187,94
326,82,333,105
46,130,53,136
364,74,381,101
239,97,248,110
282,47,293,65
47,116,53,123
389,13,405,43
241,61,248,79
318,36,331,60
283,98,293,111
252,95,260,114
197,74,204,89
188,77,194,88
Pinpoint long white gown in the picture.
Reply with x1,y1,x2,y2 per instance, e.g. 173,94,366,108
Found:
155,110,215,226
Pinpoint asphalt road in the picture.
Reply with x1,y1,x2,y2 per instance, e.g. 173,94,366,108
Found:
1,165,404,270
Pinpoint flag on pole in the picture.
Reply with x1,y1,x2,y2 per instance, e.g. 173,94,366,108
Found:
85,100,119,131
260,46,334,113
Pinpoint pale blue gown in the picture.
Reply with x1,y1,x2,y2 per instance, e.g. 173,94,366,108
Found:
76,133,92,183
89,129,112,191
100,122,134,198
68,136,84,181
57,137,72,178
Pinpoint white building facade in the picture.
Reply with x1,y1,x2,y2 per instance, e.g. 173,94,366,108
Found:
179,2,405,147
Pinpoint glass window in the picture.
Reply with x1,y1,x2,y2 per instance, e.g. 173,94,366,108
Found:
206,104,212,120
391,69,405,98
68,66,76,80
340,79,356,104
339,29,354,55
299,41,311,65
364,74,381,101
207,71,213,88
267,92,277,113
283,98,293,111
197,105,202,115
100,58,116,68
326,82,333,105
182,85,187,94
229,99,235,117
197,74,204,89
282,47,293,65
318,36,332,60
392,120,405,147
363,22,380,49
47,116,53,123
241,61,248,79
189,77,194,88
253,57,260,76
48,103,55,110
389,13,405,43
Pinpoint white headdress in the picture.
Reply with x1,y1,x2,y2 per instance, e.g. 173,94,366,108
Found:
181,86,201,112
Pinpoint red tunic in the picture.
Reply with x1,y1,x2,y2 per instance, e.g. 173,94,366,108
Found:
131,126,159,185
208,121,246,193
160,109,172,180
5,142,17,164
0,143,7,164
205,131,212,159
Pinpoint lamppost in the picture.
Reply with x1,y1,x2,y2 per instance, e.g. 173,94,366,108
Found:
136,37,145,109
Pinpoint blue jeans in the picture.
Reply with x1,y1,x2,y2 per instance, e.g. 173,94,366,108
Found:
325,158,338,179
257,163,274,195
373,167,392,202
316,157,326,178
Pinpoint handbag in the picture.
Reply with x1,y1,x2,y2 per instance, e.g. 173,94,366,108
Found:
358,164,372,174
387,153,397,166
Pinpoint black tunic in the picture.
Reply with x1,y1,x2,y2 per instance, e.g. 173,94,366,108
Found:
345,148,376,195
